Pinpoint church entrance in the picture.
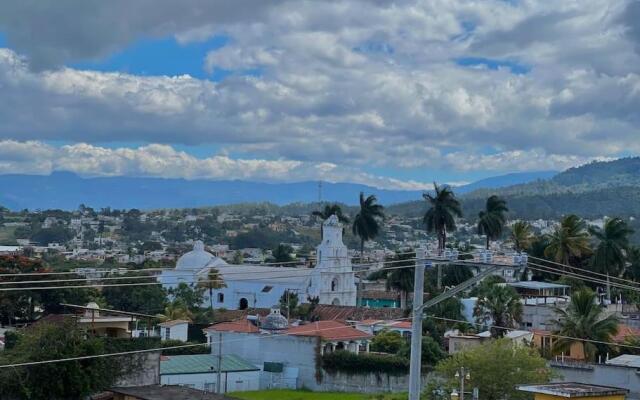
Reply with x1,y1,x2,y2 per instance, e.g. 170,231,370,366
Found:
331,298,341,305
239,298,249,310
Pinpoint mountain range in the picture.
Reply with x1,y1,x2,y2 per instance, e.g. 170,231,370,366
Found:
0,170,556,211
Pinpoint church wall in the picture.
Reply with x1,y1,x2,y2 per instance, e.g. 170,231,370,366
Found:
210,280,309,311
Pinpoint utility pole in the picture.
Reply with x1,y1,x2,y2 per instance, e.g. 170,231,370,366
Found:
216,332,222,394
408,260,425,400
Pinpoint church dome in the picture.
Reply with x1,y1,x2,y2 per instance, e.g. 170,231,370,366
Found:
261,308,289,331
176,241,225,270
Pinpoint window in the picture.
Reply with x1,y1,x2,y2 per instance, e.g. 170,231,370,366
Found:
164,327,170,340
217,293,224,303
331,278,338,291
261,285,273,293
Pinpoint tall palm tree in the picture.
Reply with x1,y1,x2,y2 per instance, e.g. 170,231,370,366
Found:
589,217,634,278
477,195,509,249
385,250,416,310
544,214,591,268
423,183,462,252
473,284,523,338
510,221,534,252
553,288,619,361
352,192,385,260
197,268,226,312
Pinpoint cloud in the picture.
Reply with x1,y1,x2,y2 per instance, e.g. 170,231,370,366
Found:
0,0,638,181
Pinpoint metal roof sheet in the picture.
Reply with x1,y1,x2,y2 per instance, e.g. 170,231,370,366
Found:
160,354,259,375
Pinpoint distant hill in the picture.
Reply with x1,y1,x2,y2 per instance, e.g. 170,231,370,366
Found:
0,170,554,211
388,157,640,219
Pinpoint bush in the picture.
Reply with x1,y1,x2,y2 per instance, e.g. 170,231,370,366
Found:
322,350,409,375
370,330,405,354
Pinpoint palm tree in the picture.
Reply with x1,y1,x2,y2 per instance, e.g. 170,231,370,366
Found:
473,284,523,338
385,250,416,310
510,221,534,252
624,246,640,281
544,214,591,268
352,192,385,260
197,268,226,312
312,204,350,224
423,183,462,252
156,300,193,322
477,195,509,249
553,288,619,361
589,217,634,278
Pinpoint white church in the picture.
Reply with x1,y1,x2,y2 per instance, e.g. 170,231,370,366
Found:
159,215,357,310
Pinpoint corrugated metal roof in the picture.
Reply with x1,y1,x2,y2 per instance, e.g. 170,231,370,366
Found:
606,354,640,368
160,354,259,375
508,281,569,290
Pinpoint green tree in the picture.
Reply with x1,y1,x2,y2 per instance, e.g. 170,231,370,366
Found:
312,204,350,224
434,339,553,400
0,321,121,399
625,246,640,281
477,195,509,249
169,282,205,312
197,268,226,312
385,250,416,310
370,330,405,354
102,273,167,314
423,183,462,252
156,300,193,322
510,220,534,252
398,336,446,367
352,192,385,260
271,244,295,265
279,290,299,318
553,288,619,361
590,217,634,277
544,214,592,268
473,284,522,338
231,250,244,264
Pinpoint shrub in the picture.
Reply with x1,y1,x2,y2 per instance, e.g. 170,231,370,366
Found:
322,350,409,375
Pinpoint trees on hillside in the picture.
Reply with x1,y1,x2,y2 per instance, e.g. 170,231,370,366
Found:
553,288,619,361
423,183,462,252
352,192,385,260
477,195,509,249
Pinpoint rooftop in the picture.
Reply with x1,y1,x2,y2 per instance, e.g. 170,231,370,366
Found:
205,319,259,334
508,281,570,290
517,383,629,398
158,319,189,327
286,320,372,341
107,385,233,400
606,354,640,368
160,354,259,374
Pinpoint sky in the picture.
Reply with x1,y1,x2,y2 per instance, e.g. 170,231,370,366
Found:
0,0,638,190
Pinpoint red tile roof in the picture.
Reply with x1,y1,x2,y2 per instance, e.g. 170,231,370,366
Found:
310,304,404,322
613,324,640,343
205,319,259,334
286,321,372,341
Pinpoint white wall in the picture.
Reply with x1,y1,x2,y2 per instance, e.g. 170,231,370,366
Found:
207,331,319,390
210,281,305,310
160,370,260,393
161,323,188,342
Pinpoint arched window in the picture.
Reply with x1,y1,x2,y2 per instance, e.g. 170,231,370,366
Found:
217,293,224,303
239,298,249,310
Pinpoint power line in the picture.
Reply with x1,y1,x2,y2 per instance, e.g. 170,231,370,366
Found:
527,255,640,288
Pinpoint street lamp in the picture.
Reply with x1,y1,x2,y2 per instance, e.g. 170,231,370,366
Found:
454,368,471,400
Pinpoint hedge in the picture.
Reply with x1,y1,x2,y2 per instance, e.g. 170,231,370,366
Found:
321,350,409,375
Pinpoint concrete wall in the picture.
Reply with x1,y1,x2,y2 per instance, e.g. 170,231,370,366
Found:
160,370,260,393
210,331,319,390
551,362,640,400
115,351,160,387
317,371,433,393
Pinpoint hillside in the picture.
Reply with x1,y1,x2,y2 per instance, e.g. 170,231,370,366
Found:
388,157,640,220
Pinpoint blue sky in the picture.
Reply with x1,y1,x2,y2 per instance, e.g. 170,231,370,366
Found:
0,1,636,189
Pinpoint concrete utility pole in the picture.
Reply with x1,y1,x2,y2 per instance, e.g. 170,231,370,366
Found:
408,260,425,400
408,262,499,399
216,332,223,394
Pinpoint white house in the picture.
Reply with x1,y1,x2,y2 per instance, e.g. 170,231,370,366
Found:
158,320,189,342
160,353,260,393
159,215,357,310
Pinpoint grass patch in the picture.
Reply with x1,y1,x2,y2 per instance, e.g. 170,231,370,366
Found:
230,390,405,400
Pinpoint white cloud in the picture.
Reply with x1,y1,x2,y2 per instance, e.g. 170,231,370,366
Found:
0,0,638,181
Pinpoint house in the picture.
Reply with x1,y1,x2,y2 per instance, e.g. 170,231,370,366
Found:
160,354,260,393
517,383,628,400
158,320,189,342
71,302,138,338
446,329,533,354
203,316,372,390
355,319,412,338
159,215,357,310
106,385,234,400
